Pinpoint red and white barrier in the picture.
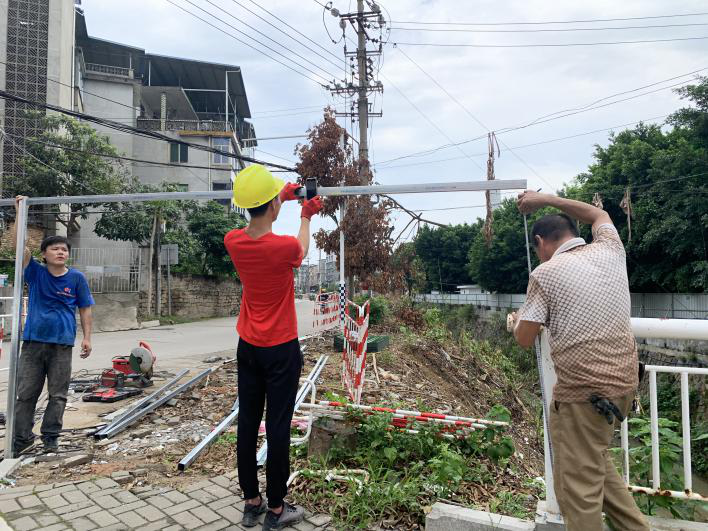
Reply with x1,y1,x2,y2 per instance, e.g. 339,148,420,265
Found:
342,299,370,404
312,291,340,331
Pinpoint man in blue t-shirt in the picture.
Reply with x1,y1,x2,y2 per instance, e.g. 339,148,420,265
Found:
9,196,95,454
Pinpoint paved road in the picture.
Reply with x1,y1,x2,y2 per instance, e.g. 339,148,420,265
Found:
0,299,316,403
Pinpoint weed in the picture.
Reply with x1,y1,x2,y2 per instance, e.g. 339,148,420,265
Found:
216,433,237,446
488,490,532,519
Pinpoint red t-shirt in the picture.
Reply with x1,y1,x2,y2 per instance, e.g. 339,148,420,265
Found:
224,229,304,347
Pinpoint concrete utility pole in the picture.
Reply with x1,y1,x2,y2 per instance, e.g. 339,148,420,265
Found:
328,1,385,183
356,0,369,177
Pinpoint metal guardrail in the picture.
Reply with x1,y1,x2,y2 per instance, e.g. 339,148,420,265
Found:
414,292,708,320
621,365,708,501
85,62,133,78
136,118,232,132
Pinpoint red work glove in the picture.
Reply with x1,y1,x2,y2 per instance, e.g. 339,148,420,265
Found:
279,182,302,202
301,196,323,220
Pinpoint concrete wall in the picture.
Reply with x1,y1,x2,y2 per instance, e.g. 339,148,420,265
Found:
82,78,137,157
46,0,74,109
131,133,231,192
139,272,241,319
0,0,7,180
91,292,139,332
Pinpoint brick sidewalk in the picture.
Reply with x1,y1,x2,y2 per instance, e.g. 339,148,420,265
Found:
0,474,333,531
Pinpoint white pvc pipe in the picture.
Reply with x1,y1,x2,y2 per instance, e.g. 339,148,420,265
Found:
649,371,660,490
645,365,708,375
681,372,692,493
621,419,630,484
631,318,708,341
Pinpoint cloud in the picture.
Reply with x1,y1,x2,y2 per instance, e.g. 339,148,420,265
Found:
82,0,708,254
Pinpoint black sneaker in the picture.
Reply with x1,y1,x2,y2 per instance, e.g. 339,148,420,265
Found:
262,502,305,530
242,496,267,528
42,437,59,452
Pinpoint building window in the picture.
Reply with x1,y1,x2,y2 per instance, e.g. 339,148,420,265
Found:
212,137,231,165
169,142,188,163
212,182,231,207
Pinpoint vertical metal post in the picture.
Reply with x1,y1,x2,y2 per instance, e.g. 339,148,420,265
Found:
224,71,229,126
621,419,630,484
339,204,346,328
167,247,172,316
649,370,660,490
680,372,692,493
156,221,162,317
5,197,29,459
539,330,561,516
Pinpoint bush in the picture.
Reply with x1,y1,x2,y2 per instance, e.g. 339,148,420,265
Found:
353,294,390,326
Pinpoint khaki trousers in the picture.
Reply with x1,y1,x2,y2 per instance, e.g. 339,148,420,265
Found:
550,392,650,531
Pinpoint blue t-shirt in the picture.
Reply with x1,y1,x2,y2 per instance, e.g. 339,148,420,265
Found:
23,258,95,346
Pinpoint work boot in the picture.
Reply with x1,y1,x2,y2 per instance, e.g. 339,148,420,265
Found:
13,439,34,455
42,437,59,452
262,502,305,530
242,496,267,527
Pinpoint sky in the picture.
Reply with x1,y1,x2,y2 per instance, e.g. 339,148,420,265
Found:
81,0,708,263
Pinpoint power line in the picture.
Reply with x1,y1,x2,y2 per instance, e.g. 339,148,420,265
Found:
246,0,343,63
375,67,704,166
164,0,329,87
375,114,671,170
227,0,344,71
201,0,339,79
389,22,708,33
0,89,296,171
395,47,552,189
392,35,708,48
381,72,484,173
390,12,708,26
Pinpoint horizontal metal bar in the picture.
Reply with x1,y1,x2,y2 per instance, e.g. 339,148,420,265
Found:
0,180,527,207
628,485,707,501
94,369,189,436
645,365,708,375
178,399,239,471
98,368,212,439
631,318,708,341
299,180,528,198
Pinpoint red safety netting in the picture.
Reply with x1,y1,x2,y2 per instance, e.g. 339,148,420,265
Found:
312,291,340,331
342,299,370,404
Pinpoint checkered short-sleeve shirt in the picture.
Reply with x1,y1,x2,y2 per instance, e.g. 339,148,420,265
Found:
518,224,638,402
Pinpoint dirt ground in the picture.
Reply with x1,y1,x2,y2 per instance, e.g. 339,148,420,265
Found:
8,330,544,515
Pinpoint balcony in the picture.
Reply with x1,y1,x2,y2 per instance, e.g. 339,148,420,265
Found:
136,118,232,133
85,62,134,79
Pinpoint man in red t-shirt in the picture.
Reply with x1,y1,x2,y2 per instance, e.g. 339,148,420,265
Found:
224,164,322,530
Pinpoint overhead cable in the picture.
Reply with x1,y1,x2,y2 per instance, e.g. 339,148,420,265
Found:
390,12,708,26
164,0,329,87
0,89,296,171
392,35,708,48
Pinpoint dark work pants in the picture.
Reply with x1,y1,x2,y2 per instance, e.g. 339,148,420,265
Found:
15,341,73,445
237,337,302,509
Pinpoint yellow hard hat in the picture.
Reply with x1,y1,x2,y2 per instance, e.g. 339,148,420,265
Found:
232,164,285,209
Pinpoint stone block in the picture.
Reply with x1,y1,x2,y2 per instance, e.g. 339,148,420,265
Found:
196,519,230,531
94,478,120,489
17,495,43,509
109,500,147,515
187,489,218,504
146,495,174,510
54,501,93,516
210,476,231,488
163,490,190,504
426,503,535,531
71,516,98,531
0,497,21,513
35,512,61,526
62,454,93,468
116,510,147,528
11,515,38,531
190,505,221,524
42,495,69,510
135,504,166,522
111,471,133,485
88,510,121,527
173,510,205,529
92,494,122,510
62,489,90,504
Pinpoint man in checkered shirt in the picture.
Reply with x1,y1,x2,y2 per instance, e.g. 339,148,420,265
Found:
512,191,649,531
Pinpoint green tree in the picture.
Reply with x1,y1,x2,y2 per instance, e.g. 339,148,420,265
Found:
467,200,548,293
4,113,130,233
563,78,708,292
415,223,479,292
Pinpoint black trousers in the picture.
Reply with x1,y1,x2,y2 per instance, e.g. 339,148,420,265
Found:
237,337,303,509
15,341,73,445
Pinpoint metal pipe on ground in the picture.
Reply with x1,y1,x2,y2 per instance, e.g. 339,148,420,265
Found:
93,369,190,437
177,399,239,471
98,368,213,439
256,354,329,466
